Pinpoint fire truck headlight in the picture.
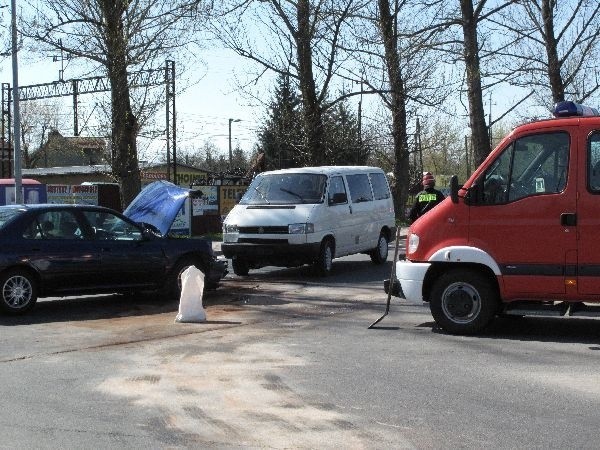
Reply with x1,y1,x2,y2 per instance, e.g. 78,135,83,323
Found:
408,233,420,254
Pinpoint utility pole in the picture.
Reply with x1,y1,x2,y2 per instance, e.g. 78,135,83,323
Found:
357,79,363,165
416,116,423,175
228,118,240,170
11,0,22,203
488,91,493,149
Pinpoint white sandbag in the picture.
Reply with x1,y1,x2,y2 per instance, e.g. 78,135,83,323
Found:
175,265,206,323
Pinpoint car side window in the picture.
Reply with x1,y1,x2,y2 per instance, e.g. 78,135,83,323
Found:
82,210,142,241
588,132,600,192
23,210,83,240
346,174,374,203
328,176,348,205
369,172,391,200
478,132,569,205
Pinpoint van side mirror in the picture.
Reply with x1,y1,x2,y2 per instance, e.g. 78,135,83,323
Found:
450,175,459,204
235,192,243,203
329,192,347,205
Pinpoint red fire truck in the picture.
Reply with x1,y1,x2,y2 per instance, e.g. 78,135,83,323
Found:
386,101,600,334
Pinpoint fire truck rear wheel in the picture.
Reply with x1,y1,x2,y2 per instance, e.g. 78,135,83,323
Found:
429,269,498,335
232,258,250,276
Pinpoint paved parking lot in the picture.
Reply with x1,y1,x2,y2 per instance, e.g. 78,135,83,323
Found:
3,239,600,449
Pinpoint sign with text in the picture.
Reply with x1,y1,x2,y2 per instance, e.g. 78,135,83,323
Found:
219,186,247,217
47,184,99,205
192,186,218,216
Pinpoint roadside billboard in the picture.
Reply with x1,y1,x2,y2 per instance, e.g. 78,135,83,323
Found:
219,186,247,217
192,186,218,216
47,184,99,205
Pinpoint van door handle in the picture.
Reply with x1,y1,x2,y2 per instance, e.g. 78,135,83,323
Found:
560,212,577,226
349,205,353,214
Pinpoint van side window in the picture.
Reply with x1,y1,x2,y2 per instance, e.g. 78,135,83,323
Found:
346,174,374,203
369,172,391,200
478,132,569,205
328,176,348,205
588,132,600,192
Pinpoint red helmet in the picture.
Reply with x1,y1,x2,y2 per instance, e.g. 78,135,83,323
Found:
422,172,435,187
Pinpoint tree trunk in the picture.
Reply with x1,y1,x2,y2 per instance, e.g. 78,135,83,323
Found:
378,0,409,221
296,0,325,165
460,0,491,167
101,0,141,209
541,0,564,103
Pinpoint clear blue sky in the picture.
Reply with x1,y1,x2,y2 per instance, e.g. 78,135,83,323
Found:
1,44,267,164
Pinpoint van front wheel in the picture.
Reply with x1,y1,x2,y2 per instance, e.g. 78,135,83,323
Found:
429,269,498,335
313,240,334,276
370,232,388,264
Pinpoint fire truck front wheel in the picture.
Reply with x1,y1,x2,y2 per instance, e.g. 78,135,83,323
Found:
429,269,498,335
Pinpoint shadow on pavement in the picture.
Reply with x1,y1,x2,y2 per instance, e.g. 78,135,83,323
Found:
225,258,397,285
423,314,600,346
0,293,178,326
0,287,248,326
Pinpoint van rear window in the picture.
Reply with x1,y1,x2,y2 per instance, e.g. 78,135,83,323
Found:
369,172,391,200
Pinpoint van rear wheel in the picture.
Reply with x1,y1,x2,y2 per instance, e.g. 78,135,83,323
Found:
370,232,389,264
429,269,498,335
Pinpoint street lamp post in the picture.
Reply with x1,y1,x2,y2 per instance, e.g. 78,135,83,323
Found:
228,118,241,170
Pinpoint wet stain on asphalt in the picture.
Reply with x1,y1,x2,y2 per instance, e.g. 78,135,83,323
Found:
236,294,290,306
127,375,161,384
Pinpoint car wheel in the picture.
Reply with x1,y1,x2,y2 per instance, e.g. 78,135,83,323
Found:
168,257,204,299
0,269,38,315
370,232,389,264
429,269,498,335
313,239,334,276
232,258,249,276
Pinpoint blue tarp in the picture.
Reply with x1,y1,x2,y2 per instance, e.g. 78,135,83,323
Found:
123,181,190,236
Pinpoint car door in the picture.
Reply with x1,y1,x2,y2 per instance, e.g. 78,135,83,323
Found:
81,210,166,289
21,209,102,292
345,173,375,252
325,175,354,256
468,130,576,297
577,128,600,294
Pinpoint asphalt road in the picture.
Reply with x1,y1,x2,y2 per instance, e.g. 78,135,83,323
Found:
2,239,600,449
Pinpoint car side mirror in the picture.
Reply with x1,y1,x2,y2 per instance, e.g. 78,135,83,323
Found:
329,192,347,205
450,175,459,204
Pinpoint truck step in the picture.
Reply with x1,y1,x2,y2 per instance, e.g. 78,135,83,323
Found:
569,303,600,317
503,301,569,317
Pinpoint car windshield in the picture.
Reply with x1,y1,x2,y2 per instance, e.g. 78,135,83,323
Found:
240,173,327,205
0,207,24,229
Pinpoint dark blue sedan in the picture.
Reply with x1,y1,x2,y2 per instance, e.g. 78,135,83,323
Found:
0,184,227,315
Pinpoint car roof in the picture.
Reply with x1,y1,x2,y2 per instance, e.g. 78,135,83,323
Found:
0,203,117,213
258,166,385,177
514,115,600,134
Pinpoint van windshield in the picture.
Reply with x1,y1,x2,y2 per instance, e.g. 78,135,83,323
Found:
240,173,327,205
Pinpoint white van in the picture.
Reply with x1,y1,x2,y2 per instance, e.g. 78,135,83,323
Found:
222,166,396,276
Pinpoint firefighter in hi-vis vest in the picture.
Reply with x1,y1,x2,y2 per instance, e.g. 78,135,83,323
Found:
409,172,445,223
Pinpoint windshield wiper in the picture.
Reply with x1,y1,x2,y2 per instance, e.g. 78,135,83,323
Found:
253,186,270,204
279,187,305,201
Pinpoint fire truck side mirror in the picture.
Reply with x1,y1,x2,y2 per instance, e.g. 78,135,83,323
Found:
450,175,459,204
